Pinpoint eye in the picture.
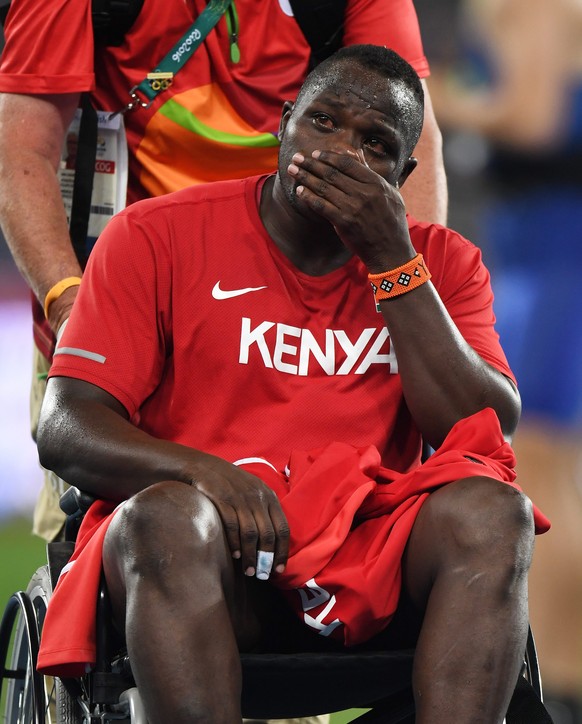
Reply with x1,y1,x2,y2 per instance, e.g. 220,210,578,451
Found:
312,113,336,131
364,137,388,157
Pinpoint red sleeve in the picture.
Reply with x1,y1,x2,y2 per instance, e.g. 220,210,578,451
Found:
48,205,172,419
0,0,95,93
410,220,516,384
343,0,430,78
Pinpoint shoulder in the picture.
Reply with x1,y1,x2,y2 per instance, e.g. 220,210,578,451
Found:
408,215,479,259
407,215,489,295
122,175,262,222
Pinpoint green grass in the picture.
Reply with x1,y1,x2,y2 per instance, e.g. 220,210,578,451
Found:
0,515,368,722
330,710,369,722
0,515,46,604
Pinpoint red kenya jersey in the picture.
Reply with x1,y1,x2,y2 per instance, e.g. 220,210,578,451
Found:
49,175,513,474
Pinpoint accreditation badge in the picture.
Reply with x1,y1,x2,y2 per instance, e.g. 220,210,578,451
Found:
58,108,129,254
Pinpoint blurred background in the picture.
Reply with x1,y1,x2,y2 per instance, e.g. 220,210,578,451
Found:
1,1,581,722
0,237,46,598
0,0,53,631
415,1,582,721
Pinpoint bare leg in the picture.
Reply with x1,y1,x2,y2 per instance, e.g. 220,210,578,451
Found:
402,476,535,723
103,481,260,724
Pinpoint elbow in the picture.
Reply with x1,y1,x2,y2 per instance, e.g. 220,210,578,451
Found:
494,377,522,443
36,396,77,482
37,415,67,480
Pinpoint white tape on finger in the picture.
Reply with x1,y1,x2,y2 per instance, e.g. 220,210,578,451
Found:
256,550,274,580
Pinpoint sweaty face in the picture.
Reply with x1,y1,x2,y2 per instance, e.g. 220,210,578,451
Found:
278,63,413,209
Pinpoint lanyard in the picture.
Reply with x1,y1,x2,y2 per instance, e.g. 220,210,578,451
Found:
125,0,233,111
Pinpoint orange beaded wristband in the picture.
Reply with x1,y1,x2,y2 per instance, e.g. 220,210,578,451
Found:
43,276,82,318
368,253,431,304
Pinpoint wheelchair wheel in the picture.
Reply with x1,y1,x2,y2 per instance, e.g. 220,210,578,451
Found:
0,565,83,724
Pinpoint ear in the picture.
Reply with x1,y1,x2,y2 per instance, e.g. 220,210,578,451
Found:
278,101,295,141
396,156,418,188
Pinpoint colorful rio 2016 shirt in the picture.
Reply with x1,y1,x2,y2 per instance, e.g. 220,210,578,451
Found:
0,0,429,205
0,0,430,361
48,174,515,475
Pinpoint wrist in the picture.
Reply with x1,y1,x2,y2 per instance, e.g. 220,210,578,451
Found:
46,284,79,334
364,245,417,276
368,253,431,304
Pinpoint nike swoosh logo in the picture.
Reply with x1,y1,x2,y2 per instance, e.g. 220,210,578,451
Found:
212,282,268,300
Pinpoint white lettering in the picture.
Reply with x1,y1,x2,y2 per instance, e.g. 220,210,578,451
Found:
239,318,275,367
273,323,301,374
335,328,376,374
238,318,398,376
95,160,115,174
171,28,202,63
298,577,331,611
297,578,343,637
298,329,335,376
356,328,398,374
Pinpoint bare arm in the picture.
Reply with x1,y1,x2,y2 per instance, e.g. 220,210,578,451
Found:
37,376,290,574
400,80,448,225
0,92,83,332
374,280,520,448
287,150,520,448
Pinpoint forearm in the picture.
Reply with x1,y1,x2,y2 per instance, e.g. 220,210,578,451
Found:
400,82,448,225
378,284,521,448
0,93,82,332
37,380,204,501
38,377,290,572
0,159,82,329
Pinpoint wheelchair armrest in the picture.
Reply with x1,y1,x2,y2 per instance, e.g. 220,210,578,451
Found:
59,486,97,516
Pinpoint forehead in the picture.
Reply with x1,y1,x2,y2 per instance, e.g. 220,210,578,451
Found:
299,63,409,121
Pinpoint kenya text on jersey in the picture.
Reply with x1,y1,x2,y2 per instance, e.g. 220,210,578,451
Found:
238,317,399,376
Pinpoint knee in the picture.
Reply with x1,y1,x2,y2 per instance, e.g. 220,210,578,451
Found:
107,481,224,571
423,477,535,575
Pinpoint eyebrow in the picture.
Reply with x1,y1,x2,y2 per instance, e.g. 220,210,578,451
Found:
313,90,395,117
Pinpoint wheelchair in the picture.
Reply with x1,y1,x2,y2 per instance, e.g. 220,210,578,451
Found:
1,487,553,724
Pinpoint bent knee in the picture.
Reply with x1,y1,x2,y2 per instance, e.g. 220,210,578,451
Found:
415,476,535,565
106,481,223,561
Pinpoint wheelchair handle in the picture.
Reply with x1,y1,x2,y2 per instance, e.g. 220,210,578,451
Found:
59,486,97,516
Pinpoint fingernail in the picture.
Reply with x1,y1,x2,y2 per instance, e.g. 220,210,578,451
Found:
232,550,241,559
245,567,255,577
275,564,285,573
288,163,299,175
312,150,321,159
292,153,304,163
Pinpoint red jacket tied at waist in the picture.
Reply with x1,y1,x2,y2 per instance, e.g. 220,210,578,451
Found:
37,408,550,677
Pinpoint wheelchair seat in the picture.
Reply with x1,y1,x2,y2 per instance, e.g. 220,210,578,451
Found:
0,487,553,723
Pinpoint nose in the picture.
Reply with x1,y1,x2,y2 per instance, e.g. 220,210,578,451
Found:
329,143,367,166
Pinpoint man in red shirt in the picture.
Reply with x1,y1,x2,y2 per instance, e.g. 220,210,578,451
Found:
0,0,448,545
37,45,547,723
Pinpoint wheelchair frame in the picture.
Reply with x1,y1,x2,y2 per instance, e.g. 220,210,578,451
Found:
0,489,549,724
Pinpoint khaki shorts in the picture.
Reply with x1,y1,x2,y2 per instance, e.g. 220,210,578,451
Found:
31,345,330,724
30,344,68,542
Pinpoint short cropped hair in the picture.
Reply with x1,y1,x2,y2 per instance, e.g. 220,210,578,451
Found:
296,44,425,155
